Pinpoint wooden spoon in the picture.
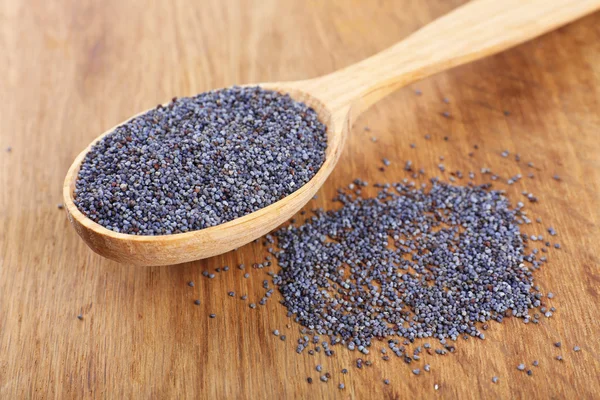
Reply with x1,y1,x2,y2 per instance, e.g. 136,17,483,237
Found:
63,0,600,266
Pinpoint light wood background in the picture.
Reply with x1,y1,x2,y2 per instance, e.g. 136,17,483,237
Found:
1,0,599,398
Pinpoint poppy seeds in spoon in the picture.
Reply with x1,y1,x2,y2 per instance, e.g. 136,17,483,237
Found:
74,86,327,235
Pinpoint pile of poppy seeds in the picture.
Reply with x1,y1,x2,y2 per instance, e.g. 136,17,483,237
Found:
74,86,327,235
269,180,538,345
256,162,568,388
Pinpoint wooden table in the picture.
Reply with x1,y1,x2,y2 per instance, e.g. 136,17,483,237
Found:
2,0,599,398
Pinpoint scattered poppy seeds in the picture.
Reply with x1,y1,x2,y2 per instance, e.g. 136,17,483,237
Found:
270,180,538,345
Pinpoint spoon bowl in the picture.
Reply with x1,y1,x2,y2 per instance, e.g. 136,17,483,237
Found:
63,0,600,266
63,85,346,266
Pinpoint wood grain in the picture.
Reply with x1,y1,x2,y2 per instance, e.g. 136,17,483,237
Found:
1,0,600,398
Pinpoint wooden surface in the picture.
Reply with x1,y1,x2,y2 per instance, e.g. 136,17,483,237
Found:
1,0,600,398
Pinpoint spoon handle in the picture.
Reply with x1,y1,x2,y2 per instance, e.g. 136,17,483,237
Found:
305,0,600,118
